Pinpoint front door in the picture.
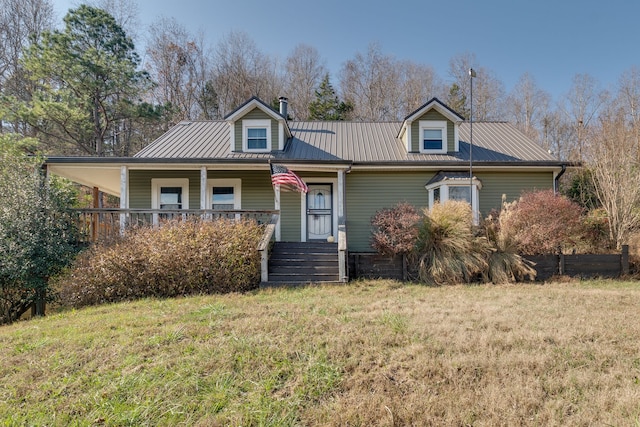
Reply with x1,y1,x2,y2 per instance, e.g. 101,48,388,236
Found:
307,184,333,240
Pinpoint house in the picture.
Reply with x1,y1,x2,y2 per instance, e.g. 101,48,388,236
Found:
46,97,566,283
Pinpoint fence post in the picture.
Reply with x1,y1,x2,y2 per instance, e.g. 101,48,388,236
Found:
402,254,408,282
558,253,565,275
622,244,630,276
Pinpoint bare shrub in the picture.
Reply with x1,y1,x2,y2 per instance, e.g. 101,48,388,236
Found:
415,201,491,285
499,190,585,255
370,202,421,256
54,218,264,308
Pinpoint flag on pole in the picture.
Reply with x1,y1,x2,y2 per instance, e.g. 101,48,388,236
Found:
270,163,308,193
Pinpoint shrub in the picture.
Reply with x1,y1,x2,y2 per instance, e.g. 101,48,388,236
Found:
54,218,264,308
581,208,614,253
0,135,80,324
415,201,491,285
482,211,536,284
499,190,585,255
370,202,421,256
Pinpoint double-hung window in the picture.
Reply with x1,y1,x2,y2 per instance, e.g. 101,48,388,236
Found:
152,179,190,210
159,187,183,209
419,120,448,153
151,178,190,224
208,178,241,218
243,119,271,152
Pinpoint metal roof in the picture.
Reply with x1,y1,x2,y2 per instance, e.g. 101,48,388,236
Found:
133,119,558,165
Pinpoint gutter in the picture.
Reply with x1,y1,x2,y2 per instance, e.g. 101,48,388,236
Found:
554,163,567,194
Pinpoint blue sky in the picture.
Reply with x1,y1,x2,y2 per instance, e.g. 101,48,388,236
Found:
51,0,640,103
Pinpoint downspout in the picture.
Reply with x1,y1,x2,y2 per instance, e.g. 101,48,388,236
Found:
554,164,567,195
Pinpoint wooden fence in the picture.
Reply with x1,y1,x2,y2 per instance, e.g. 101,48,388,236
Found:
349,246,630,282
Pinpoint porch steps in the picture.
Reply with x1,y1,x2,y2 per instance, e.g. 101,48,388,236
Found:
265,242,340,285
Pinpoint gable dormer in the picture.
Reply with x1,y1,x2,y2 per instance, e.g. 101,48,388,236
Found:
224,97,292,153
398,98,465,154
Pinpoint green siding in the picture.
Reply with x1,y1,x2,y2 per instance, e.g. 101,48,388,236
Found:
233,107,279,151
207,170,274,210
346,171,434,252
129,170,200,209
280,192,302,241
476,172,553,214
410,110,455,152
345,170,554,252
129,169,277,210
130,168,554,251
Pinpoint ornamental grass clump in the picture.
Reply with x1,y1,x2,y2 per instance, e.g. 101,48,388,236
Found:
482,210,536,284
415,201,491,285
54,218,264,308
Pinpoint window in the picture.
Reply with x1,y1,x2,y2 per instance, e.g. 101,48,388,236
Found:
423,129,443,150
212,187,235,210
425,173,482,224
419,120,447,153
449,186,471,203
208,179,241,210
247,128,267,150
160,187,183,209
152,178,189,210
243,119,271,152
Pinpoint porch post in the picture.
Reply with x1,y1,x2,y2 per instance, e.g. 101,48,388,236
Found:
119,166,128,236
274,184,281,241
337,169,347,282
92,186,99,241
200,166,207,210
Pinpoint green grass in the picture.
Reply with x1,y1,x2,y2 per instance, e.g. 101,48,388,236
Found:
2,279,640,425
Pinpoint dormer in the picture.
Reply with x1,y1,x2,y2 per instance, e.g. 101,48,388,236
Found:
224,97,292,153
398,98,465,154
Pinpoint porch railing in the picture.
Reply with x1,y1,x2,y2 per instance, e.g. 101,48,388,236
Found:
71,208,279,243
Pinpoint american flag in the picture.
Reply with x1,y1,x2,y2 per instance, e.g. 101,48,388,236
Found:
270,163,308,193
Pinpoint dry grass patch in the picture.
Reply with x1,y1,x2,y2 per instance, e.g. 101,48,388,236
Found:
1,280,640,425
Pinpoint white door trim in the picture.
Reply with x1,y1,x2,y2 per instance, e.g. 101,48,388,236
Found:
301,177,338,242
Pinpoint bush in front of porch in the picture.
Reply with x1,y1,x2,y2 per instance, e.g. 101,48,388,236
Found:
54,218,264,308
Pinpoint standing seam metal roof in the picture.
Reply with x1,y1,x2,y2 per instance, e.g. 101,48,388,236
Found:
134,120,557,163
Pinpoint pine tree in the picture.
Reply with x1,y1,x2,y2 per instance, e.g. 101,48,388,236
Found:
18,5,150,156
308,74,352,120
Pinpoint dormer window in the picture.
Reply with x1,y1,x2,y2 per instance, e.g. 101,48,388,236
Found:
243,119,271,152
419,120,447,153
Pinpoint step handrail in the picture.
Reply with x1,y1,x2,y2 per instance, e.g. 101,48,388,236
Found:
258,213,280,283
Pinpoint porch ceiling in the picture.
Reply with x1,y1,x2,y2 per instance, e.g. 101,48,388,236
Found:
48,164,122,196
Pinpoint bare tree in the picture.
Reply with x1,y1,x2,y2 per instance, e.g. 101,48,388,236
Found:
614,67,640,159
447,53,506,121
145,17,214,123
398,61,446,117
558,73,609,161
339,43,401,121
213,31,282,116
587,106,640,249
540,112,573,160
283,44,327,120
506,72,551,142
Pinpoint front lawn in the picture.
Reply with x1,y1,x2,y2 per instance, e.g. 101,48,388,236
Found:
1,279,639,425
